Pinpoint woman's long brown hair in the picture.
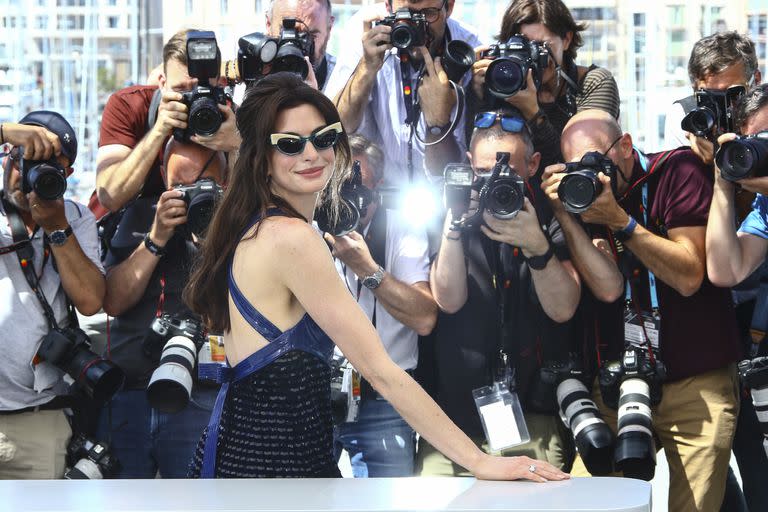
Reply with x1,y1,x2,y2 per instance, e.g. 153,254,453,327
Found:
183,72,351,332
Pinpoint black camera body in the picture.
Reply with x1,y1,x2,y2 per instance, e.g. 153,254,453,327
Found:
175,177,224,238
21,158,68,201
739,356,768,389
64,433,120,479
375,8,428,50
482,35,549,99
680,86,745,140
237,18,314,83
173,31,230,142
558,151,619,213
715,131,768,182
36,327,124,404
598,347,666,410
528,357,587,413
142,314,206,360
315,161,373,236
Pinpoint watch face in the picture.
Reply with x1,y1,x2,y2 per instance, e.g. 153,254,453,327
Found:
50,231,67,245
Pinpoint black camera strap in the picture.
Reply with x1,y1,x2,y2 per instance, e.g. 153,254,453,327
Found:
399,51,420,182
344,206,387,328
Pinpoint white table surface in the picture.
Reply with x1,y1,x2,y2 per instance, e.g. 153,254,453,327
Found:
0,476,651,512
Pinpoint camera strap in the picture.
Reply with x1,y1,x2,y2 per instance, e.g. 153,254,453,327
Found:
399,51,419,182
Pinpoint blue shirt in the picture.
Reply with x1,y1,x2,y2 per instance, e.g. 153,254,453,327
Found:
739,194,768,239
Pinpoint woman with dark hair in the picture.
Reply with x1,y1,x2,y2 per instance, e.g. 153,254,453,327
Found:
184,72,570,480
471,0,620,167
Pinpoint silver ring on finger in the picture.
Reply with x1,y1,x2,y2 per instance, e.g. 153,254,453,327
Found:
528,464,536,473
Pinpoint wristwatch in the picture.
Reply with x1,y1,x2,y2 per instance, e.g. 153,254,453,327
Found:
45,225,73,247
361,265,385,290
526,244,554,271
143,233,166,257
613,215,638,243
428,123,451,136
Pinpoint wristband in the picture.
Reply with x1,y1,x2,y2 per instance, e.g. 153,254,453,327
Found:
612,215,637,243
144,233,166,257
527,244,554,271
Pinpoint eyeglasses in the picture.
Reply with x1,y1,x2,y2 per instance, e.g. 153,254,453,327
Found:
411,0,447,23
474,112,528,134
603,135,623,155
269,122,343,156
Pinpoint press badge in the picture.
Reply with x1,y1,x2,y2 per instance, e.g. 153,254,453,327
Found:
473,382,530,452
623,307,660,350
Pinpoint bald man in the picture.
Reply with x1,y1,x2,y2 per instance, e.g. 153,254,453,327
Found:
95,142,227,478
541,110,742,512
266,0,335,91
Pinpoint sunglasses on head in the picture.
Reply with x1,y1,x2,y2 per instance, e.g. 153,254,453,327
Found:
474,112,528,135
270,122,343,156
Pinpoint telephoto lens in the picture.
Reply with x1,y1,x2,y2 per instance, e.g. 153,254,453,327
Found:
680,108,717,138
22,161,68,200
64,434,120,479
613,378,656,481
738,356,768,459
556,379,615,475
715,133,768,182
147,335,199,413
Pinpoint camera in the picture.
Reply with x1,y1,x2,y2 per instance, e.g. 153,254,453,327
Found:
64,433,120,479
482,35,549,99
36,327,125,404
236,18,314,84
443,40,476,84
375,8,428,51
20,155,67,201
528,356,615,476
445,152,525,231
315,160,374,236
715,131,768,182
558,151,619,213
738,356,768,459
680,85,745,140
175,177,224,238
145,315,206,413
330,352,360,425
173,31,230,142
598,347,667,480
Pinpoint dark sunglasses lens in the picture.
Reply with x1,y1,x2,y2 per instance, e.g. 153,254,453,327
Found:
474,113,495,129
500,116,525,133
276,138,304,155
313,130,338,150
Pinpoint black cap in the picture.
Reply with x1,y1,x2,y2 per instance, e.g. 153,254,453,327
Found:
18,110,78,165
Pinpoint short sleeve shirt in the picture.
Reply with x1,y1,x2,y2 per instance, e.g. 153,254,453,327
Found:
739,194,768,239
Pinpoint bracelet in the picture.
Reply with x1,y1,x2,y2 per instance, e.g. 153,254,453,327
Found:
143,233,166,257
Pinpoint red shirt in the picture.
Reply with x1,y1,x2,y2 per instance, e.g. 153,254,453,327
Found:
591,149,741,381
99,85,166,198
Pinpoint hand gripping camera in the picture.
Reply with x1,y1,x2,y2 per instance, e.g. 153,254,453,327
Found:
680,85,745,141
528,356,615,476
144,314,207,413
63,433,120,479
598,347,667,481
715,131,768,182
315,160,374,236
20,150,68,200
558,151,620,213
175,177,224,239
173,31,230,142
738,356,768,459
443,152,525,231
374,8,428,51
482,35,549,99
236,18,315,84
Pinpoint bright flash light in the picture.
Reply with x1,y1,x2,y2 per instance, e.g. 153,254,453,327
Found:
400,185,440,227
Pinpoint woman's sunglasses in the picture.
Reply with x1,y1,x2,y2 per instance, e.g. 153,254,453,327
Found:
270,122,343,156
473,112,528,135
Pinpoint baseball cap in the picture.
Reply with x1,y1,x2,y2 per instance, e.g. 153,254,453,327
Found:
18,110,78,165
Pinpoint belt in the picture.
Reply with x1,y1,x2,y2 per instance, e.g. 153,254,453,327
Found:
360,368,415,401
0,396,74,416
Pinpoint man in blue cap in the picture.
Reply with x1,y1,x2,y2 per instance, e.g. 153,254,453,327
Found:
0,111,105,479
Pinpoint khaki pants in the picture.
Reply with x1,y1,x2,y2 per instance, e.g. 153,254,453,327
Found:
416,412,570,476
570,365,739,512
0,409,71,479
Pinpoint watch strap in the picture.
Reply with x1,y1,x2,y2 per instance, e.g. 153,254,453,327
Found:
45,225,73,246
613,215,637,243
362,265,385,289
143,233,166,257
526,244,555,271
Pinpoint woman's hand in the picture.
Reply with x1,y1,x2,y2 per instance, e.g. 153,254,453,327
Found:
472,453,570,482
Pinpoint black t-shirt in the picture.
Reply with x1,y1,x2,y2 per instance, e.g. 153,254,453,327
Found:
103,197,199,389
426,206,577,438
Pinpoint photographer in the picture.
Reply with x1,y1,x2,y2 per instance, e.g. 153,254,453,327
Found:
471,0,619,170
96,29,239,213
541,109,741,511
422,108,581,475
0,112,105,479
266,0,335,91
95,141,226,478
663,32,760,164
327,134,436,476
326,0,482,183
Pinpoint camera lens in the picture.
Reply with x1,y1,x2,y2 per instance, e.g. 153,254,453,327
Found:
273,42,309,79
557,379,615,475
187,190,217,238
390,24,415,49
65,458,104,479
717,137,768,182
680,107,716,138
443,40,475,83
26,163,67,200
67,348,125,403
147,336,198,414
189,97,223,136
486,58,525,98
315,198,360,236
486,179,524,219
559,170,601,213
614,378,656,481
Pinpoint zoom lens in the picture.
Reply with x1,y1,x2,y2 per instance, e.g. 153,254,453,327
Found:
716,137,768,182
188,97,223,136
559,170,602,213
613,378,656,481
486,179,524,219
391,24,416,49
272,43,309,78
26,163,67,200
486,58,525,98
147,336,198,413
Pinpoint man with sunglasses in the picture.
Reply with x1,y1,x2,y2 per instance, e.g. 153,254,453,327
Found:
541,109,741,512
0,112,105,479
422,108,581,475
326,0,482,184
94,139,227,478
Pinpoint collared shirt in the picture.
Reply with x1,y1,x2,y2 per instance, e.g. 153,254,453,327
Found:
325,15,483,185
334,209,430,370
0,200,103,410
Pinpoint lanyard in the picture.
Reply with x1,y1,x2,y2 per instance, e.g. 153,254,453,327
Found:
399,51,420,182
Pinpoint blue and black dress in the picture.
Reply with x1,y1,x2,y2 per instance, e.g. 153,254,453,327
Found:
188,210,340,478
